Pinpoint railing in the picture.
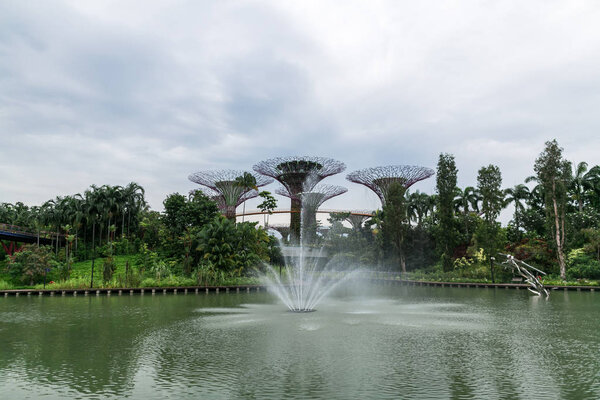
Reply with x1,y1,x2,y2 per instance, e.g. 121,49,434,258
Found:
0,223,61,239
236,209,375,217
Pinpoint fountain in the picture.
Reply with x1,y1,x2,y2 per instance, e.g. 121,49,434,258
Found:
260,179,356,312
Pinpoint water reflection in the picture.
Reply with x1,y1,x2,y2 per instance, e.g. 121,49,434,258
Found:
0,287,599,399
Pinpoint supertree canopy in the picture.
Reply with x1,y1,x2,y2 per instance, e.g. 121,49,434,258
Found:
188,170,272,220
254,156,346,242
346,165,434,206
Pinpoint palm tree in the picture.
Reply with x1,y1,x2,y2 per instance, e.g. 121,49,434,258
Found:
235,172,257,223
406,191,431,226
84,187,103,288
504,184,530,237
583,166,600,211
525,175,545,211
123,182,146,238
454,186,480,215
571,162,591,212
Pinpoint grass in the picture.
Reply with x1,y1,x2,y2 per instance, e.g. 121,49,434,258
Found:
70,254,138,279
2,253,260,290
391,270,600,286
0,280,14,290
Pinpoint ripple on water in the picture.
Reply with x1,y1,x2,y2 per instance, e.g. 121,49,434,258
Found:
1,286,599,399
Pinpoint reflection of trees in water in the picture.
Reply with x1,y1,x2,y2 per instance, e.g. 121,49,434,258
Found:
0,295,235,396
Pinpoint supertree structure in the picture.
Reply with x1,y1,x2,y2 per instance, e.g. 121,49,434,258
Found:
193,187,259,218
188,170,272,220
267,224,291,241
254,156,346,242
346,214,370,230
276,184,347,243
346,165,434,206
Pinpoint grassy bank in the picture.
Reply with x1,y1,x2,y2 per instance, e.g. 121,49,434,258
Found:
0,254,261,290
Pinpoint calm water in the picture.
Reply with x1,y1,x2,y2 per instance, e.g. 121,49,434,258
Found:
1,284,599,399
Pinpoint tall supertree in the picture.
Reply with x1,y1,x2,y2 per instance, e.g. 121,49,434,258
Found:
276,184,347,242
346,165,434,206
188,170,272,220
254,156,346,242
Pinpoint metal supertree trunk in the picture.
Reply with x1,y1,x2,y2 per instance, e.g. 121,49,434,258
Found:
188,170,272,220
346,165,434,206
346,214,369,230
195,188,259,218
277,184,347,244
254,156,346,242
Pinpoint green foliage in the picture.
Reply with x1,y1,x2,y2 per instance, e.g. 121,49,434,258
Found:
196,217,272,276
566,248,600,279
476,164,503,281
102,255,116,283
257,191,278,226
382,182,408,271
162,191,219,239
135,243,159,275
0,280,14,290
4,245,59,285
436,153,459,271
534,139,572,278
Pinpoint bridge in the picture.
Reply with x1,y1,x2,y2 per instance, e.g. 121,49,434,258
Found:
0,223,60,255
235,209,375,217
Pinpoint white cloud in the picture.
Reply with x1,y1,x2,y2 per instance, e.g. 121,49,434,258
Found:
2,0,600,222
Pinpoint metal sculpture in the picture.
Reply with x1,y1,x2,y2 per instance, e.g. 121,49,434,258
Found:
498,253,549,297
188,170,272,220
346,165,434,205
254,156,346,241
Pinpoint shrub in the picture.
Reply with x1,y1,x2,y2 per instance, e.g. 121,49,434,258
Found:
102,256,117,283
0,280,14,290
566,248,600,279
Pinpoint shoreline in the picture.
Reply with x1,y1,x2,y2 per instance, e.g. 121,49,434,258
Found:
1,278,598,296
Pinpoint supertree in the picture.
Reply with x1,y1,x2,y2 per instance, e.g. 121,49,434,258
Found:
276,184,347,243
346,165,434,206
192,187,260,219
188,170,272,220
267,224,291,241
254,156,346,242
346,214,370,230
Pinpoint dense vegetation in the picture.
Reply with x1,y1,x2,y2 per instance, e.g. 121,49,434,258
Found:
1,184,281,289
323,140,600,284
2,139,600,289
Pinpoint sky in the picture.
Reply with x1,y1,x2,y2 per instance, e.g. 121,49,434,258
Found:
2,0,600,225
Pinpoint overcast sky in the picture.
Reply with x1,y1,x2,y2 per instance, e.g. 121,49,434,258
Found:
2,0,600,224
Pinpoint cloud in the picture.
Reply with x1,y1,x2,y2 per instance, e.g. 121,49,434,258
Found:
1,0,600,222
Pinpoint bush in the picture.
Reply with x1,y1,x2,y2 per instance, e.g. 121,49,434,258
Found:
0,280,14,290
4,245,59,285
566,248,600,279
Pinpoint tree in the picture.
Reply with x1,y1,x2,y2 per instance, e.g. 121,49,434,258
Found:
476,165,503,282
5,244,57,285
454,186,480,215
257,191,277,226
407,191,432,227
382,182,408,272
534,139,571,279
196,217,271,278
436,153,458,271
503,184,530,239
235,172,257,222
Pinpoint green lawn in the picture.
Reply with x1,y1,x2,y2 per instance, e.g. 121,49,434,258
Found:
69,254,138,280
